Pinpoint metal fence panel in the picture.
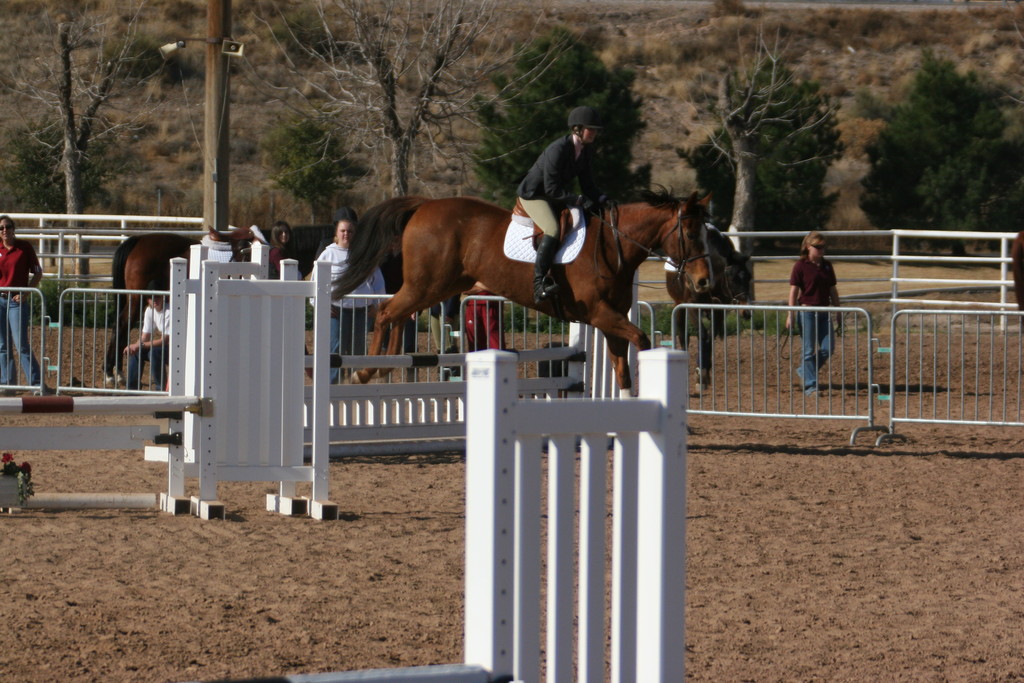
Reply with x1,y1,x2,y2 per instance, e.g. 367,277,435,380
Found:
886,310,1024,435
665,302,879,433
0,286,48,395
52,288,579,394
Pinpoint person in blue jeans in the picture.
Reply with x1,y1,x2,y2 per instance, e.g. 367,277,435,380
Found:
317,209,385,383
0,216,46,394
785,231,841,395
124,283,170,391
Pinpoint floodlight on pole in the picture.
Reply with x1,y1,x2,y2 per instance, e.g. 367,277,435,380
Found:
158,40,187,59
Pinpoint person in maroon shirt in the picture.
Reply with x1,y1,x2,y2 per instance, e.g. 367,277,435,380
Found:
268,220,292,279
463,283,505,352
0,215,46,394
785,231,841,395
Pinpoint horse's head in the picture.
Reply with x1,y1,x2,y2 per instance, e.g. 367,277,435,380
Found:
662,191,712,297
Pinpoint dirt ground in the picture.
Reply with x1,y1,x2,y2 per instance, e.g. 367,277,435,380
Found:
0,408,1021,683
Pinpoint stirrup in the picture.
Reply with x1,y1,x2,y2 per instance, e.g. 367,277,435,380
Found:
534,276,559,304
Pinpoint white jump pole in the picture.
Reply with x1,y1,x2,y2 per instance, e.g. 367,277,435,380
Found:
21,493,157,509
0,396,204,416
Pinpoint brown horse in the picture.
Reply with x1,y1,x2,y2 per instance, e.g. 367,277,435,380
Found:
667,225,754,384
334,190,713,392
1012,230,1024,326
103,226,263,385
666,225,753,311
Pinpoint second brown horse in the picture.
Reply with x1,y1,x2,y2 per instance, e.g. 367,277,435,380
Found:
334,190,712,392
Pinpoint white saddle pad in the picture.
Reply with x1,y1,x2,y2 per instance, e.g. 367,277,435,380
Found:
200,236,235,263
502,208,586,263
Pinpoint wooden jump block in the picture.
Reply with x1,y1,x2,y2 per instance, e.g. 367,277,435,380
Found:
266,495,339,520
160,493,192,516
190,496,225,520
310,500,339,521
266,494,308,517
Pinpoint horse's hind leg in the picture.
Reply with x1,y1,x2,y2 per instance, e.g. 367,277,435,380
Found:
104,294,135,386
352,301,411,384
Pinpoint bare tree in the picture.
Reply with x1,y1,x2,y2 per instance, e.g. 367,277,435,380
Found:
6,5,151,215
4,5,153,273
256,0,551,198
697,30,838,239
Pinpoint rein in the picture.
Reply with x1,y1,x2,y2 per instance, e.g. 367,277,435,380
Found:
592,204,708,282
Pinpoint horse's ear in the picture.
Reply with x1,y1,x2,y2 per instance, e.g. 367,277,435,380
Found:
699,192,712,208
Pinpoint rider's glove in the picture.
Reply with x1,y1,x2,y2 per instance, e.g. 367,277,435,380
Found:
578,195,598,213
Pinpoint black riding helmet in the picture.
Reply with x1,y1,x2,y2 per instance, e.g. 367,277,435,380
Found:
568,106,603,130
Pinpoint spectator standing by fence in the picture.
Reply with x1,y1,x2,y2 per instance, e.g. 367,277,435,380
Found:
786,231,840,395
268,220,292,279
463,284,505,351
317,208,385,382
0,215,47,395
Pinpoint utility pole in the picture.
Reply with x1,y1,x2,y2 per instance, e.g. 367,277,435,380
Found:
204,0,231,232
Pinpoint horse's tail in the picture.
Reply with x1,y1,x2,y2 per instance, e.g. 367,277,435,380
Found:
111,235,141,291
332,196,429,300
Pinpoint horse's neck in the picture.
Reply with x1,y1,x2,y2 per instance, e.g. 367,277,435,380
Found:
609,210,664,266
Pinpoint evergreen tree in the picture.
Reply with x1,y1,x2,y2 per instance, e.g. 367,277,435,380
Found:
680,65,841,233
475,27,649,206
861,51,1024,232
262,117,351,222
0,123,116,213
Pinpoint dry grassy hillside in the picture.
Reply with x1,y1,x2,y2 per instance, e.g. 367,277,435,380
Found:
1,0,1022,228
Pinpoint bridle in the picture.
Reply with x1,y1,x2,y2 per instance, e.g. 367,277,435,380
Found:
665,207,710,294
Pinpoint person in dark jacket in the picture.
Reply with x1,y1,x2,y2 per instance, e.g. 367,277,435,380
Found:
517,106,608,304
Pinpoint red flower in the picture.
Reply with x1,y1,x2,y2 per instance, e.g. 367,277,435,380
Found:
20,462,31,474
1,453,12,464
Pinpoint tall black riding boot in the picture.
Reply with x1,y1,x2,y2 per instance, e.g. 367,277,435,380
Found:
533,234,562,304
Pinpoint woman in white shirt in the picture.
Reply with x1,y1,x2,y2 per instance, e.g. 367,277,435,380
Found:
124,282,171,391
317,210,385,382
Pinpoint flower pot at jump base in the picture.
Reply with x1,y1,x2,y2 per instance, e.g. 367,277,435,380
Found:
0,475,20,507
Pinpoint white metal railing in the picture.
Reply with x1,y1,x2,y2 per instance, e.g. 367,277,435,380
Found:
641,228,1020,311
4,213,204,284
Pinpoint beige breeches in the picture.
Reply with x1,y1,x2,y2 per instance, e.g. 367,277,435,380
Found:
519,198,559,238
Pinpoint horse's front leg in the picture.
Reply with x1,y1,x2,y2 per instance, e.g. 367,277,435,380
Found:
589,303,652,394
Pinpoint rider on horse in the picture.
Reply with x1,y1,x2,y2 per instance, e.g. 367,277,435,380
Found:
517,105,609,304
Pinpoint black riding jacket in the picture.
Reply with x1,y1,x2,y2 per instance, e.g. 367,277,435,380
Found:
516,134,603,209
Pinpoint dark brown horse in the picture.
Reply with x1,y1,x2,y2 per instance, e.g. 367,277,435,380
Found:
1012,230,1024,325
103,226,263,385
667,225,754,384
334,190,713,392
667,224,754,331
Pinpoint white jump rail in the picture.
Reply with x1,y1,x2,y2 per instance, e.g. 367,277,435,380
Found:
464,348,688,683
186,349,688,683
158,245,336,520
0,394,202,510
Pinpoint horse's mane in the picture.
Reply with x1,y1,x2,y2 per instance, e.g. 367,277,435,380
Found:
706,226,738,262
637,186,685,209
332,196,430,300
